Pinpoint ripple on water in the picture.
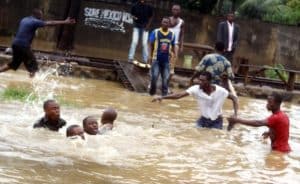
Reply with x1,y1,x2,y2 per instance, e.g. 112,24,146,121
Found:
0,71,300,183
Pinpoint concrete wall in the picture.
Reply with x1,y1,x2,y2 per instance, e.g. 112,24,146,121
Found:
0,0,300,70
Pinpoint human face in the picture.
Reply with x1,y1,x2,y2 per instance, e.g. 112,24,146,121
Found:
198,75,210,89
71,127,85,140
84,118,99,135
45,102,60,121
266,96,276,111
172,5,181,17
227,13,234,22
36,10,43,20
161,18,170,30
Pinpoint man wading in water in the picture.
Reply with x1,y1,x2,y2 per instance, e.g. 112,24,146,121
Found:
152,71,238,129
227,93,291,153
0,9,75,77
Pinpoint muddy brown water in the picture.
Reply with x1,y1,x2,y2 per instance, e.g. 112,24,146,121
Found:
0,69,299,184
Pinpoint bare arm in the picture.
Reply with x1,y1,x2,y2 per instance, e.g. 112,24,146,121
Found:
227,93,238,117
179,22,184,52
189,71,200,86
148,42,154,64
44,17,75,26
227,116,267,127
152,91,189,102
145,15,153,31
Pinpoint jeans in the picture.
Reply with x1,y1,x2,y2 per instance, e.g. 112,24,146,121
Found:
196,116,223,129
128,27,149,63
149,60,170,96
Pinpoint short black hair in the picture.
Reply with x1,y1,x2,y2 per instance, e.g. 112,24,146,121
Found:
270,92,283,105
66,124,80,137
162,16,170,21
32,8,42,16
43,99,56,110
172,4,181,8
215,42,225,52
200,71,212,81
82,116,97,127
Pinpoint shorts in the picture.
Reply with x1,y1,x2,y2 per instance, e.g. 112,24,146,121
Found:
170,44,179,74
196,116,223,129
8,45,38,73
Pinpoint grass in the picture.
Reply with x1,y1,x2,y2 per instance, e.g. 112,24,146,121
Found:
0,86,80,107
0,87,36,102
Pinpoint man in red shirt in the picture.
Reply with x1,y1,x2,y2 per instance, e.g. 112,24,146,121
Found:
227,93,291,153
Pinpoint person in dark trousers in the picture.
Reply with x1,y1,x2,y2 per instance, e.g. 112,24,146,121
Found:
217,12,239,63
152,72,238,129
0,9,75,77
227,93,291,153
33,100,66,131
128,0,153,63
148,17,175,96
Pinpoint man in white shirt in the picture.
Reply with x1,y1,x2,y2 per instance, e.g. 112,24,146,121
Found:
217,12,239,63
152,71,238,129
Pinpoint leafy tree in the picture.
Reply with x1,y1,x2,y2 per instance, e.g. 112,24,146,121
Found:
237,0,300,25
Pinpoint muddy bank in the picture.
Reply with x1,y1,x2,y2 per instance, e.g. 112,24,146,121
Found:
1,54,300,104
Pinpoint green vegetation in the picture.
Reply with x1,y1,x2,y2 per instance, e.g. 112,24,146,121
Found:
173,0,300,25
0,87,36,102
264,64,288,81
0,87,79,107
237,0,300,25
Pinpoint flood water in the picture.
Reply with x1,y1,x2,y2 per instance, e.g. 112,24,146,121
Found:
0,70,300,184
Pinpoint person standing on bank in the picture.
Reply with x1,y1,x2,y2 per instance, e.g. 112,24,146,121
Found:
152,72,238,129
190,42,236,97
217,12,239,63
128,0,153,63
169,4,185,82
0,9,75,77
227,93,291,153
148,17,175,96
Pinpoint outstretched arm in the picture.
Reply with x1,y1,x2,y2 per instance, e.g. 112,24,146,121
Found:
227,116,267,128
152,91,189,102
45,17,75,26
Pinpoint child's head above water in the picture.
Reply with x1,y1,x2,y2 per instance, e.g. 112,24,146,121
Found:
101,108,117,125
66,124,85,140
83,116,99,135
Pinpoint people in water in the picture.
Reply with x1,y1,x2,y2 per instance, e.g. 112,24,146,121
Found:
152,71,238,129
99,108,117,134
33,100,66,131
227,92,291,153
66,124,85,140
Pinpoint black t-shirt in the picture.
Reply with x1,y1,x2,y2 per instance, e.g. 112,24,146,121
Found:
33,116,66,131
131,2,153,28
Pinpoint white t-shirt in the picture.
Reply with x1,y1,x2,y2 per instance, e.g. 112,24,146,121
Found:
227,21,234,51
186,85,229,120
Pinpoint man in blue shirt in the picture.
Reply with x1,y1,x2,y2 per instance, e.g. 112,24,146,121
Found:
148,17,175,96
0,9,75,77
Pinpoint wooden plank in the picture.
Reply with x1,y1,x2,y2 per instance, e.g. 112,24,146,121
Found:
239,64,300,74
117,61,150,93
